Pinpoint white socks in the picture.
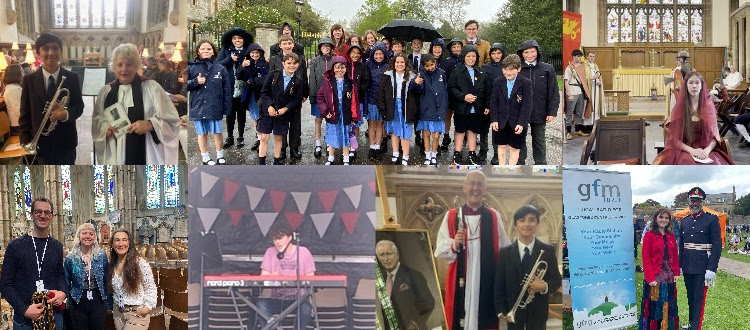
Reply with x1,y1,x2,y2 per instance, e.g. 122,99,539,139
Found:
316,139,322,147
201,153,210,162
370,144,379,150
216,149,224,158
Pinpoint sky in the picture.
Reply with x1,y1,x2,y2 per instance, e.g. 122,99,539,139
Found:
308,0,508,27
565,166,750,207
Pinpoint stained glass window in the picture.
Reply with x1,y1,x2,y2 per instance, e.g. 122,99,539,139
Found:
52,0,127,29
146,166,181,210
164,166,180,208
13,167,32,218
605,1,704,44
61,166,73,212
146,166,161,210
94,165,115,214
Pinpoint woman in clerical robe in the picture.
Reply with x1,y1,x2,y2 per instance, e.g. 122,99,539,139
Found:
653,71,734,165
92,43,180,164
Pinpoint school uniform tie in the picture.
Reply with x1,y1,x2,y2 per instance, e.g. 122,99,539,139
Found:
386,273,394,296
47,75,56,100
521,247,531,273
413,56,419,68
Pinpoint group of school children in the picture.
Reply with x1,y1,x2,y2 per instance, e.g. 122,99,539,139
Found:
187,20,559,165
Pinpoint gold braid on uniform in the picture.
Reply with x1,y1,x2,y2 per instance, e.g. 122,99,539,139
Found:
31,291,55,330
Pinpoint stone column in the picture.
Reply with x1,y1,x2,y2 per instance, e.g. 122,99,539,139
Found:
255,24,279,61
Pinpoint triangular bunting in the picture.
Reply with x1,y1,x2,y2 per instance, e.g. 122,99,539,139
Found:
368,180,376,193
340,211,360,234
317,190,339,212
291,192,311,213
228,209,245,227
254,213,278,237
310,213,335,238
285,212,304,230
270,190,288,212
343,185,362,208
197,208,221,232
246,186,266,211
367,211,376,228
224,180,241,203
201,172,219,197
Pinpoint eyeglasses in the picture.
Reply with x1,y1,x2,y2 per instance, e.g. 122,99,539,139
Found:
32,210,54,216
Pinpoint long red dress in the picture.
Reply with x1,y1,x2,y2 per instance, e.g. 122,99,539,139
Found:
653,72,735,165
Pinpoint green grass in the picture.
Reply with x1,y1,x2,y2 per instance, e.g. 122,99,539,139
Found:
563,243,750,330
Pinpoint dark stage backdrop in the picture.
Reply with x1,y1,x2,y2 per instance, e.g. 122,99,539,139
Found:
188,166,376,297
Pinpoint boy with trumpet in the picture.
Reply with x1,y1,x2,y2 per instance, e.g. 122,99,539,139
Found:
494,205,561,330
19,33,84,164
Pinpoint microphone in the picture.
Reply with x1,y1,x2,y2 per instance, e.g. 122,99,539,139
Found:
292,231,299,244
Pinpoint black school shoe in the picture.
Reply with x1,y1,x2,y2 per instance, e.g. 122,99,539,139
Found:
468,151,479,165
273,157,282,165
279,148,287,160
250,140,260,151
490,154,499,165
236,137,245,148
223,137,234,148
441,135,451,151
290,148,302,159
452,151,463,165
314,145,323,157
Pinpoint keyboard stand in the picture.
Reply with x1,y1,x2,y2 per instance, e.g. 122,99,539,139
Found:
227,284,319,330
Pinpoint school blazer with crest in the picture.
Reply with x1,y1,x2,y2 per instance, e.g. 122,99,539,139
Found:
260,69,305,120
447,64,490,116
489,75,533,128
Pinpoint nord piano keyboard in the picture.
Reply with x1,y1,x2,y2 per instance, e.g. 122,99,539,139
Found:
203,274,347,288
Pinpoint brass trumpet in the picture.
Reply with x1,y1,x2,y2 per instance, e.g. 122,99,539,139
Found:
23,76,69,155
31,291,56,330
504,250,548,324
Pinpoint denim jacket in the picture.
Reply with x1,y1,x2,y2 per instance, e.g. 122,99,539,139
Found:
64,251,113,309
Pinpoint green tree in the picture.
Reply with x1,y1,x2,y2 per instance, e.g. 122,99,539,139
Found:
352,0,434,37
482,0,562,52
673,191,690,209
734,193,750,216
634,199,664,219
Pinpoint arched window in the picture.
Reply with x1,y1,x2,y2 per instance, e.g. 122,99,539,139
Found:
606,0,704,44
146,165,181,210
93,165,115,214
52,0,127,29
61,165,73,212
13,166,32,219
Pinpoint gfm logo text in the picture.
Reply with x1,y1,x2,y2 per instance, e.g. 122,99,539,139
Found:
578,179,621,202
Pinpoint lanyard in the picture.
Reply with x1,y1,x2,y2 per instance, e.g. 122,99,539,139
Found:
31,235,49,280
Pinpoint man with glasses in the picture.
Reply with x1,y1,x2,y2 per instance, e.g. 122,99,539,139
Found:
678,187,721,330
0,197,67,330
436,170,510,330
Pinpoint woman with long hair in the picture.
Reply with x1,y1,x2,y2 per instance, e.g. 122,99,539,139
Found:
638,208,680,329
653,71,734,164
107,230,157,330
330,24,349,58
64,223,111,330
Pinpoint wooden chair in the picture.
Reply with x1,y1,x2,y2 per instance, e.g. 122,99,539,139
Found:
579,121,598,165
717,98,740,137
168,315,188,330
163,288,188,314
590,119,647,164
0,111,29,164
147,313,167,330
159,271,187,292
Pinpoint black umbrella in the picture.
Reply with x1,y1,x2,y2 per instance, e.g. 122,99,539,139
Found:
377,19,442,42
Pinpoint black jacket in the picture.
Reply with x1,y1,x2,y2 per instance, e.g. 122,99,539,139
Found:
384,264,435,330
377,70,419,123
269,22,305,58
216,27,253,87
494,240,561,329
236,43,269,105
448,64,490,116
517,40,560,123
260,69,305,121
490,75,533,128
19,67,84,159
346,60,370,105
269,53,309,98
